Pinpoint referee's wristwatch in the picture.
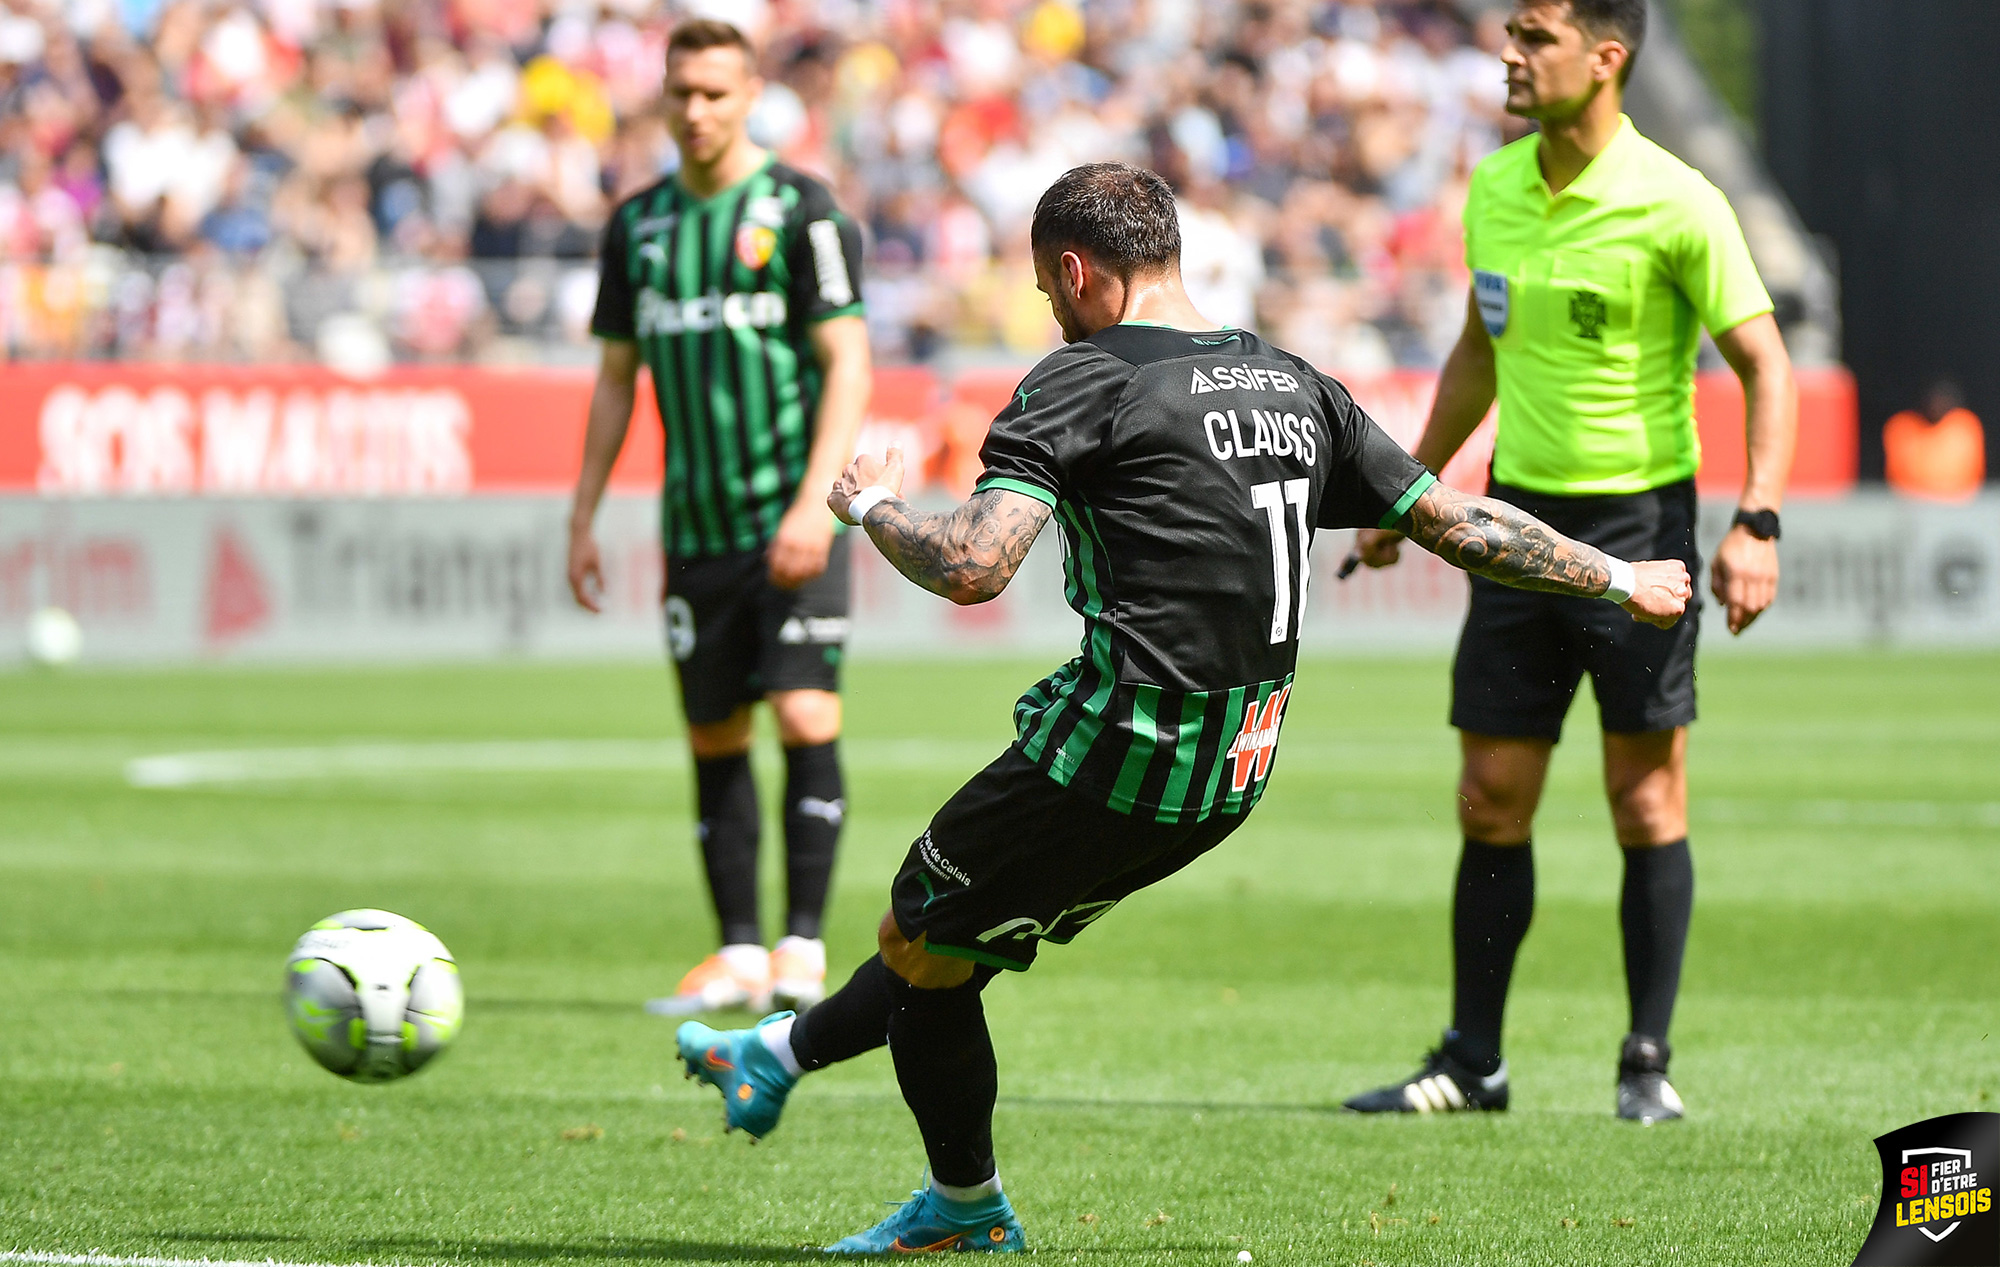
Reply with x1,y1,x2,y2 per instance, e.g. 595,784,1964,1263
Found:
1732,508,1782,541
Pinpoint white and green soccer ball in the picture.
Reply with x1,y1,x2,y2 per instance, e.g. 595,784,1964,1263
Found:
285,909,462,1083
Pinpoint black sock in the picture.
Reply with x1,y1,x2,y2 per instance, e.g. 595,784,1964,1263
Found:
781,742,843,940
1621,838,1694,1041
788,954,892,1071
887,972,997,1188
1447,839,1535,1075
693,752,761,947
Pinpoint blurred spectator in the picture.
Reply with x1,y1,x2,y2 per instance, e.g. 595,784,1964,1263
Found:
1885,383,1986,504
0,0,1511,368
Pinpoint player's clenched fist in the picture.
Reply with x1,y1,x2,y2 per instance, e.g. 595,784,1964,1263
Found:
1621,559,1693,629
828,445,906,526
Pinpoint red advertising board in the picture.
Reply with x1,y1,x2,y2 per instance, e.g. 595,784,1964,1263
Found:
0,362,1858,498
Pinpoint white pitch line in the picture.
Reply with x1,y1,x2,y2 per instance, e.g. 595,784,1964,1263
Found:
0,1253,428,1267
119,737,1444,789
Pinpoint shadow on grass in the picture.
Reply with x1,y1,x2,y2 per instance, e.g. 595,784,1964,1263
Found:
154,1231,818,1264
156,1229,1228,1262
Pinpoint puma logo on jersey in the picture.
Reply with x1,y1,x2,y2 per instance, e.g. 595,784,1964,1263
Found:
1016,386,1041,411
1203,409,1319,465
1190,365,1302,395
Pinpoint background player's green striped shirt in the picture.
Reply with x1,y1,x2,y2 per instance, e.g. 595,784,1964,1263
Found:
590,156,865,559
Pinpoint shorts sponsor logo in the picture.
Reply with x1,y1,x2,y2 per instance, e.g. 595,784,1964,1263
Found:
1188,365,1300,395
777,615,849,645
975,899,1117,945
917,831,971,888
1853,1112,1999,1265
1226,684,1291,792
1474,269,1509,337
665,596,696,661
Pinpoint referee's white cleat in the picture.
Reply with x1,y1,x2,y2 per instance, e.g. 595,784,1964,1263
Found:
1343,1043,1509,1114
1616,1033,1685,1124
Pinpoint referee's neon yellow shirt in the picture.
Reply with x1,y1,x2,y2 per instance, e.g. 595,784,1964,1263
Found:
1464,115,1773,495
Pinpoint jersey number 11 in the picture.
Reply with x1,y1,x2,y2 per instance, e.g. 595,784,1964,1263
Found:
1250,478,1311,644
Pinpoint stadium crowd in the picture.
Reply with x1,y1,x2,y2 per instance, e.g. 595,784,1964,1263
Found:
0,0,1519,367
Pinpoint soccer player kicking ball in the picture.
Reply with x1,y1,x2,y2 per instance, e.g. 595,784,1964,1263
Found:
675,163,1690,1254
1342,0,1795,1123
568,19,872,1016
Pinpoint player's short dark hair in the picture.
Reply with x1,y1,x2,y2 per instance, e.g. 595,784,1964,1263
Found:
667,18,756,64
1030,163,1182,277
1560,0,1646,83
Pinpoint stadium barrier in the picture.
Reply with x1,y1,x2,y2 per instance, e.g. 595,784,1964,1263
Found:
8,361,1977,664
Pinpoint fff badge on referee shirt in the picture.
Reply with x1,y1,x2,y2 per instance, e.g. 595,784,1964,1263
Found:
1474,269,1509,337
1852,1112,1999,1266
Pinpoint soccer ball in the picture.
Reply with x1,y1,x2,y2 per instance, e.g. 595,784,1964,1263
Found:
26,606,82,666
285,909,463,1083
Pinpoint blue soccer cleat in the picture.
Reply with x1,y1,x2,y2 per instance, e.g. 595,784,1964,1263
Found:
675,1010,798,1139
824,1183,1027,1254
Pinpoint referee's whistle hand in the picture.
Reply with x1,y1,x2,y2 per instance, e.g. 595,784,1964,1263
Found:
1355,528,1405,568
1622,559,1694,630
1710,526,1780,636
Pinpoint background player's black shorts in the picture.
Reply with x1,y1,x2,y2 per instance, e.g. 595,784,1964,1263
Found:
664,532,851,725
890,744,1249,971
1451,479,1702,740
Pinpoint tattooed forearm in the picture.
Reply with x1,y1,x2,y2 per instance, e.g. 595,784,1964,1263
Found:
862,488,1052,605
1398,484,1613,597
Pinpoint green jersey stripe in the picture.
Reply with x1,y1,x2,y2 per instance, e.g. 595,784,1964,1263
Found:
701,190,755,552
1153,690,1210,823
671,206,727,555
1193,686,1248,817
974,477,1058,508
1108,685,1161,812
1377,471,1437,530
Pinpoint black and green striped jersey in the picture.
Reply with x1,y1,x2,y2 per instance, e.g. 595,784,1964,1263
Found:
590,156,865,559
977,324,1434,824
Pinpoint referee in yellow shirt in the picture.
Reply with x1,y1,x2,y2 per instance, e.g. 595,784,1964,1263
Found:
1343,0,1797,1122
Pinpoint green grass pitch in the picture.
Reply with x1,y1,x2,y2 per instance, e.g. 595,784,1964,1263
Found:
3,651,1997,1266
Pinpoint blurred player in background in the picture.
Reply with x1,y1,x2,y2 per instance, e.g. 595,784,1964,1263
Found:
671,163,1689,1254
567,19,872,1016
1342,0,1796,1122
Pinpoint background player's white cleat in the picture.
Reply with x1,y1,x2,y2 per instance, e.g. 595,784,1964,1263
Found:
768,935,826,1010
645,944,772,1016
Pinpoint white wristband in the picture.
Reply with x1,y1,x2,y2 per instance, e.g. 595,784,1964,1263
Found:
847,485,897,524
1602,556,1638,605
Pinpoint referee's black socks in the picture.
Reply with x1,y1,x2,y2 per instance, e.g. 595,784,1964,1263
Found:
781,741,843,940
693,752,762,947
1620,838,1694,1043
1447,839,1535,1076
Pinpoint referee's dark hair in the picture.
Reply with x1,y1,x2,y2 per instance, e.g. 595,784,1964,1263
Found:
667,16,756,62
1563,0,1646,83
1031,163,1182,277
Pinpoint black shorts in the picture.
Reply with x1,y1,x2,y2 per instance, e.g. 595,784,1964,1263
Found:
665,533,851,725
1451,479,1701,741
889,745,1250,971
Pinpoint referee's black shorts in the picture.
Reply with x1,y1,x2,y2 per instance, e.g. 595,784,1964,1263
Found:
664,533,851,725
1451,478,1701,741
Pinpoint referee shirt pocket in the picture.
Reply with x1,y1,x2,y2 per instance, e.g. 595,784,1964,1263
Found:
1547,252,1639,365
